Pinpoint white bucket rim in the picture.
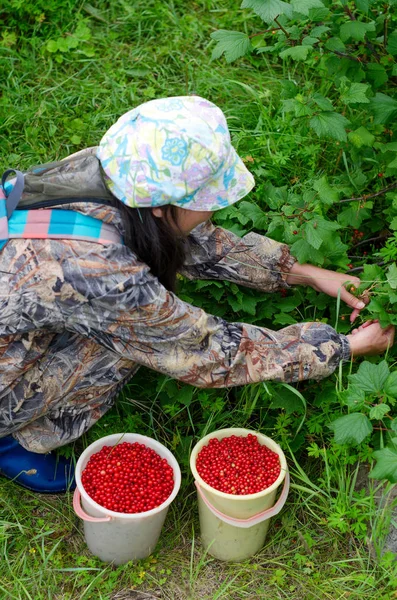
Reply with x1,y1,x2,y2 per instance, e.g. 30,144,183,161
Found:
190,428,287,501
75,433,181,520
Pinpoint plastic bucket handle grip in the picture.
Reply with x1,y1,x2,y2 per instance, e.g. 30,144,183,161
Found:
194,470,290,529
73,488,112,523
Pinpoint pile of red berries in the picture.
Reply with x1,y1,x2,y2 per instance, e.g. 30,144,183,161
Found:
81,442,174,513
196,434,281,495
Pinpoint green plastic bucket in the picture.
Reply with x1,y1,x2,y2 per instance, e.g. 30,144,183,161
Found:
190,428,289,562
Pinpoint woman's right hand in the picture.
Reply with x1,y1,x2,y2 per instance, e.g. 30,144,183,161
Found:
347,320,395,357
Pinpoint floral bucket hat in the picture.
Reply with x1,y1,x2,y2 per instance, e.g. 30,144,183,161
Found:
97,96,255,212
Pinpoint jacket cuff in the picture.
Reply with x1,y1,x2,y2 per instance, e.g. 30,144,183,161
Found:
339,334,351,362
279,246,297,287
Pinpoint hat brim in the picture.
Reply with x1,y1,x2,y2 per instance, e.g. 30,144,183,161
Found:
170,147,255,212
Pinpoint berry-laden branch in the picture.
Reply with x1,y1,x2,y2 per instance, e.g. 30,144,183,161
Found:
339,182,397,204
351,233,391,250
347,259,394,274
249,28,281,38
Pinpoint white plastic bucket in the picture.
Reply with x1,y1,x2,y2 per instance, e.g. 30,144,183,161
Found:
73,433,181,565
190,428,289,562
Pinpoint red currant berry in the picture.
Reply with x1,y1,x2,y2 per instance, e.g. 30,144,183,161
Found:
81,442,174,514
196,435,281,495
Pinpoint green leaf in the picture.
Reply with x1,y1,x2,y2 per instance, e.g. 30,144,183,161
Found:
325,237,349,262
313,218,340,232
241,0,293,23
348,360,390,395
309,112,350,142
290,239,324,263
339,385,366,410
228,294,257,316
302,36,319,46
57,37,73,52
195,280,223,290
366,298,391,327
283,97,314,117
75,21,92,41
81,46,95,58
312,93,333,111
369,403,390,420
70,118,85,131
291,0,324,15
278,296,301,312
329,413,373,446
369,93,397,124
366,63,388,88
278,382,307,433
242,296,258,316
308,6,329,20
387,30,397,56
311,25,329,37
274,312,298,325
227,295,241,312
391,417,397,433
387,263,397,289
313,176,339,205
340,82,370,105
270,386,305,414
339,20,375,42
387,155,397,169
305,222,323,249
362,263,383,284
347,126,375,148
325,37,345,52
211,30,252,63
46,40,59,53
337,205,371,228
238,201,268,229
178,386,194,407
370,447,397,483
279,45,311,61
355,0,369,11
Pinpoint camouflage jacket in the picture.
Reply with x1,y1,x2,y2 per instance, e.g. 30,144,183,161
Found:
0,152,350,450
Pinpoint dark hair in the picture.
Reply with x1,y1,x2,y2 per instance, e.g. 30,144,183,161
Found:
110,199,186,292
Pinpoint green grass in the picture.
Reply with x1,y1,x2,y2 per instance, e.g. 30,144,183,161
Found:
1,449,396,599
1,0,397,598
1,375,397,599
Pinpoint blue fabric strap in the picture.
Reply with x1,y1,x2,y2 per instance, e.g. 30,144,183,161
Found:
2,169,24,218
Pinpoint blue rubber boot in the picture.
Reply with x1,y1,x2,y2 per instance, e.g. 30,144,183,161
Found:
0,436,76,493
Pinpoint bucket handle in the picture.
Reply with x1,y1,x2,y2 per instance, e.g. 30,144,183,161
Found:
73,489,113,523
194,470,290,529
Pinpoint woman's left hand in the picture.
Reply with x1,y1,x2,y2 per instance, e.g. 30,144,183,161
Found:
286,263,367,322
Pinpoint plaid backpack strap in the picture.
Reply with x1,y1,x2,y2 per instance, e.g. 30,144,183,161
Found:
6,209,123,245
0,170,123,249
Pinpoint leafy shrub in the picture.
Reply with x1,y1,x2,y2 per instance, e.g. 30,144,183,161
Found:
1,0,82,33
200,0,397,483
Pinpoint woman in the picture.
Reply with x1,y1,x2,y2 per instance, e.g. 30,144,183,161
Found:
0,96,393,492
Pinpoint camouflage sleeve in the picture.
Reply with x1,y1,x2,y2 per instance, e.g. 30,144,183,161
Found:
181,221,296,292
57,243,350,387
